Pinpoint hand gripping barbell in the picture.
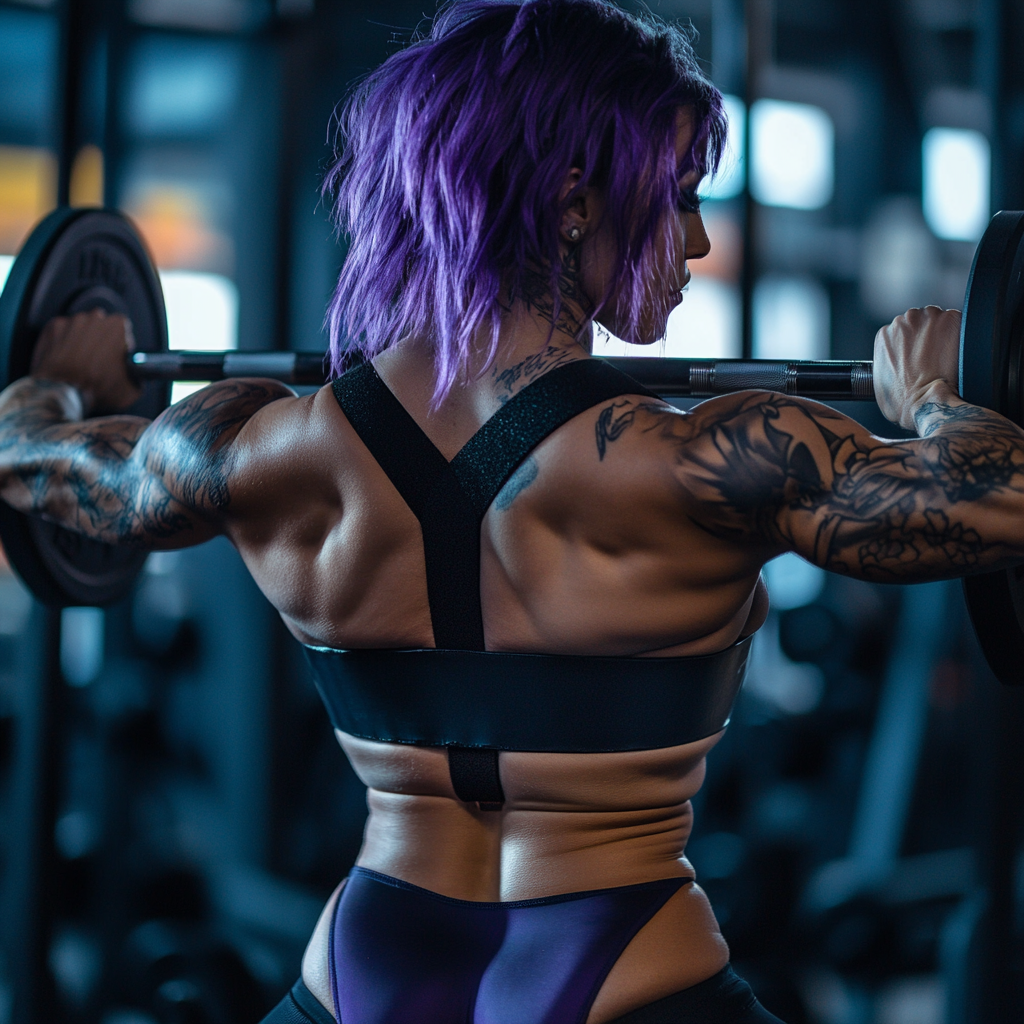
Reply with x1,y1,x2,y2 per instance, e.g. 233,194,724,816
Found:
1,207,1023,684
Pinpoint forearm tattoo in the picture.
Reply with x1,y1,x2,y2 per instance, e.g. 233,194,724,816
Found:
595,391,1024,580
0,378,285,545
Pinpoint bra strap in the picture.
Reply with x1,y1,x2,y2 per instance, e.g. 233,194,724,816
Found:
450,359,657,517
332,365,486,651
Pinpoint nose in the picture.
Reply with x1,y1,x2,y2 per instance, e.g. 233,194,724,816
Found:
685,211,711,261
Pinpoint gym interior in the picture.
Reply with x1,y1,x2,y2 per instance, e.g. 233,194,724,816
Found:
1,0,1023,1021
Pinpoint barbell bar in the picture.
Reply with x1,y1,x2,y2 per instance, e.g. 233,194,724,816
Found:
2,206,1024,687
129,350,877,401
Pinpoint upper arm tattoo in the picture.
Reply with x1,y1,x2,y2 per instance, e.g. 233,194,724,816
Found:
596,401,637,460
593,391,1024,580
0,378,289,546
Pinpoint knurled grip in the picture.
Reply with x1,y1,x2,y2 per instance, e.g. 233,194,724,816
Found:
850,364,875,400
692,361,791,394
687,360,873,400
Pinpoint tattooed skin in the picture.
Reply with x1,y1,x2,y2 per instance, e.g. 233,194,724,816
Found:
0,377,290,546
595,400,665,460
494,248,592,404
493,346,581,403
594,389,1024,581
494,456,539,511
512,246,592,339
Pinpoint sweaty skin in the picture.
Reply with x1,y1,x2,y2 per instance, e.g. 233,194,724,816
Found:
3,119,1024,1019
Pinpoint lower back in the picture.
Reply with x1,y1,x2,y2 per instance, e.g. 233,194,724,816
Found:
341,732,723,900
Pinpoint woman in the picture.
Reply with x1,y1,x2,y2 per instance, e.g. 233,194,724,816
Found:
285,4,782,1021
3,1,1015,1022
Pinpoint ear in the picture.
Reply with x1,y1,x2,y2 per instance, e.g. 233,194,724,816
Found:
558,168,595,244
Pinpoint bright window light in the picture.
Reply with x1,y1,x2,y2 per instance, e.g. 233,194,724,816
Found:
0,254,12,291
160,270,237,351
753,276,830,360
703,94,745,201
750,99,834,210
170,382,210,404
922,127,990,242
666,278,741,358
590,326,632,357
592,277,741,359
160,270,237,404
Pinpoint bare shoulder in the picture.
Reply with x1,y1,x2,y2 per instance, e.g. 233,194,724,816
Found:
592,388,862,455
215,382,347,519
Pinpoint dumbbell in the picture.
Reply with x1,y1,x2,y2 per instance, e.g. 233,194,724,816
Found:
1,207,1022,684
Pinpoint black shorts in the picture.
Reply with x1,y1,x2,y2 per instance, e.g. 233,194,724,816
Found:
259,966,786,1024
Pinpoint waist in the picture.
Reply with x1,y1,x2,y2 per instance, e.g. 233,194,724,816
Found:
346,739,712,902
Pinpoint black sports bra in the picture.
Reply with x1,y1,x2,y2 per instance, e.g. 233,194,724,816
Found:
304,359,752,808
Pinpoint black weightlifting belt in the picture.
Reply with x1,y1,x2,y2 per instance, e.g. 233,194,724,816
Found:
311,360,751,808
305,643,751,748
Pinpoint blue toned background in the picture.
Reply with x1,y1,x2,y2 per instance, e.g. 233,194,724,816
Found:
0,1,1020,1023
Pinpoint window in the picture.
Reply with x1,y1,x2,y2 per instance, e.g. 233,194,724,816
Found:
750,99,834,210
922,127,990,242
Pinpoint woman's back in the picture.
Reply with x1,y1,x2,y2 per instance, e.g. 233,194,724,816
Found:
229,344,767,659
218,335,767,1020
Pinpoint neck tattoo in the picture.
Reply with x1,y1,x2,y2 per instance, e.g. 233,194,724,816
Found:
494,248,592,402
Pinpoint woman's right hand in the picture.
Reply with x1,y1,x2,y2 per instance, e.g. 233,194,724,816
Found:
873,306,961,432
31,309,141,416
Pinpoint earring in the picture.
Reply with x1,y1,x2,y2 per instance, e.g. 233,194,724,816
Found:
569,226,581,242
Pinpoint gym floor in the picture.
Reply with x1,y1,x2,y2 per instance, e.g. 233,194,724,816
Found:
1,1,1024,1022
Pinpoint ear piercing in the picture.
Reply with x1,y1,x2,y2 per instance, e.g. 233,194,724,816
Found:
569,227,581,242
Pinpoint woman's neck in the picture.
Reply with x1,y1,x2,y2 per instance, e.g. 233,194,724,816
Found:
488,299,593,404
372,300,594,459
509,250,594,350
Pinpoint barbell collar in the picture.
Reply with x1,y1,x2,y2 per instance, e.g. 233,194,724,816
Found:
131,351,875,401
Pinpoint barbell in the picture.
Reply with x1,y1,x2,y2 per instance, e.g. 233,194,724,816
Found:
1,207,1023,684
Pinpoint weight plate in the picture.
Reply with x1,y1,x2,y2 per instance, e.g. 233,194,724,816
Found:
959,211,1024,684
0,208,170,607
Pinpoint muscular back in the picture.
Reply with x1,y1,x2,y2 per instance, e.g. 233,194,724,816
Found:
227,377,767,657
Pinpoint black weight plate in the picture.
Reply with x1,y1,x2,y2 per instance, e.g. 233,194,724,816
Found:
0,208,170,607
959,211,1024,684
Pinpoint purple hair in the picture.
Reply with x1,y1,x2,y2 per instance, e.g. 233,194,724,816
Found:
322,0,727,402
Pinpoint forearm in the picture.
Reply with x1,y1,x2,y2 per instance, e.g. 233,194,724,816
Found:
0,377,202,545
911,379,1022,446
901,380,1024,556
790,386,1024,578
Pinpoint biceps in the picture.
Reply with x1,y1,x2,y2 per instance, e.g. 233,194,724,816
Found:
0,416,212,546
59,406,234,545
